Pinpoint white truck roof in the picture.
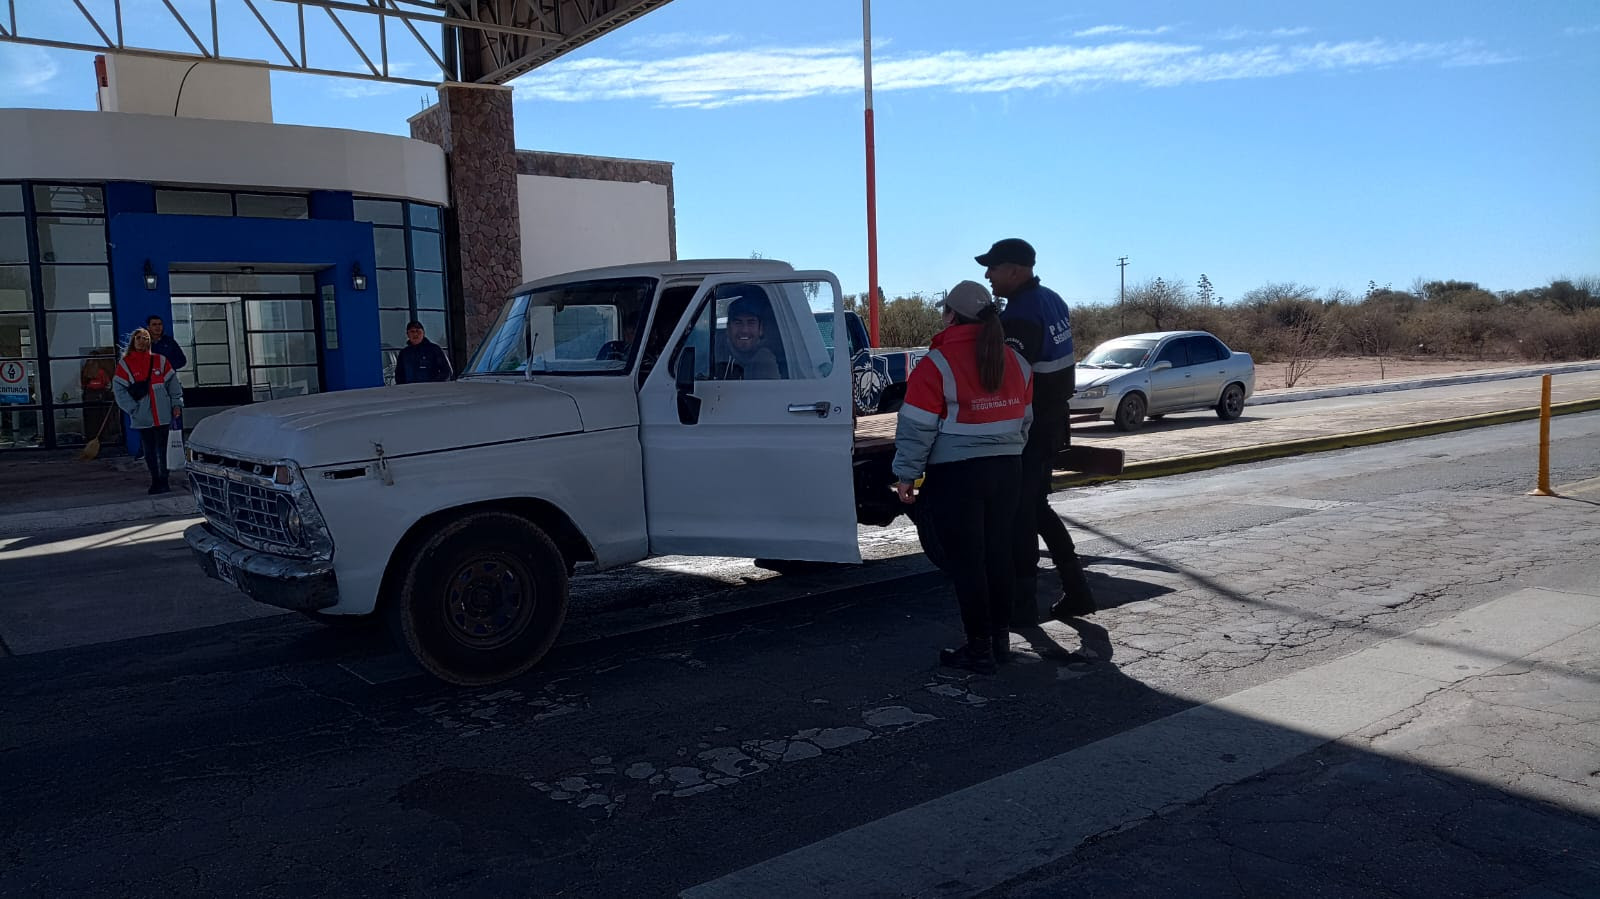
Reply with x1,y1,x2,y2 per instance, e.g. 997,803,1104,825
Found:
510,258,796,295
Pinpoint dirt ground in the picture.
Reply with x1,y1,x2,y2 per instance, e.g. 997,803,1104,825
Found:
1252,355,1546,391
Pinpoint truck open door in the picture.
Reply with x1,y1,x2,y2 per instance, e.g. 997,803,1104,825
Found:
637,273,862,564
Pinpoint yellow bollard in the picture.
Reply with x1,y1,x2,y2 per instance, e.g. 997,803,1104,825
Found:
1531,373,1557,496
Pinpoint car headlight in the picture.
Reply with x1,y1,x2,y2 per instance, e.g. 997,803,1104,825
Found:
281,500,304,543
1076,387,1108,400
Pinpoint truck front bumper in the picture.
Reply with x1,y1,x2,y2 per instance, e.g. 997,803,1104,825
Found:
185,523,340,612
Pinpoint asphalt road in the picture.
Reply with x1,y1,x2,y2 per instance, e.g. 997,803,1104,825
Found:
2,413,1597,897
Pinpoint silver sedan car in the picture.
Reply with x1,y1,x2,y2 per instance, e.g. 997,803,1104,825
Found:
1070,330,1255,431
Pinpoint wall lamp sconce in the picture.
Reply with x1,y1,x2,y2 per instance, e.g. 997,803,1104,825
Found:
143,260,158,291
351,262,368,292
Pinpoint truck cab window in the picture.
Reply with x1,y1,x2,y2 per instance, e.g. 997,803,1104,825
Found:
462,277,656,377
638,284,698,385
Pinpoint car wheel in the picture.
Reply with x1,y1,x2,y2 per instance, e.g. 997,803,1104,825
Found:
389,510,569,686
1113,393,1146,431
1215,383,1246,420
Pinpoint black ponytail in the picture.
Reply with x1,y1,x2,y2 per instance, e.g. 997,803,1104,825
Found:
974,304,1006,392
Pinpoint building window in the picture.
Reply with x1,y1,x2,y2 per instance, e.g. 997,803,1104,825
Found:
355,198,448,383
156,190,233,217
236,193,308,219
155,189,309,220
1,182,116,451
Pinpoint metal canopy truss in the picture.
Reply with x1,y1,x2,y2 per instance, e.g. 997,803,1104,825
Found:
0,0,675,87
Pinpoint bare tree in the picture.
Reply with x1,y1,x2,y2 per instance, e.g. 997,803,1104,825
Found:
1241,283,1330,388
1126,277,1189,331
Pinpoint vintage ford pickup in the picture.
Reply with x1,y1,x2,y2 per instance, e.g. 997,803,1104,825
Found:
184,259,931,684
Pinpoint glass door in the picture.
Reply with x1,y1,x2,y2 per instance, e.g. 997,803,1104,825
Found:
244,295,321,401
171,271,323,410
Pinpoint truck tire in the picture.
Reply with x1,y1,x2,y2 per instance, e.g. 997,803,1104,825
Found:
389,510,569,686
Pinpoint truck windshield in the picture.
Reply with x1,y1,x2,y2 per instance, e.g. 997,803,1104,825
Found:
462,277,657,377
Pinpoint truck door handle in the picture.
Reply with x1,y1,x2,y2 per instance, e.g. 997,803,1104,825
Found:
788,402,830,418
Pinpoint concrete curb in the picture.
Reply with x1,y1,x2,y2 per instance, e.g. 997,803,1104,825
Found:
1246,359,1600,406
1053,396,1600,489
0,494,197,540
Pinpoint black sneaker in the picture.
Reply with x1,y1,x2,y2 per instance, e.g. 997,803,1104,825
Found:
1049,592,1097,621
939,644,997,675
991,634,1013,664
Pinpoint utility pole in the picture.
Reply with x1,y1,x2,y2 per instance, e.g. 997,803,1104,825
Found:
1117,256,1129,331
862,0,881,347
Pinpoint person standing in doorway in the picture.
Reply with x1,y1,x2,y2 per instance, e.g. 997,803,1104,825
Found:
893,280,1033,674
145,315,187,371
395,320,452,384
977,238,1097,623
113,328,183,494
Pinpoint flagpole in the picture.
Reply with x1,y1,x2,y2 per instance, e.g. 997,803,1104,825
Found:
862,0,881,347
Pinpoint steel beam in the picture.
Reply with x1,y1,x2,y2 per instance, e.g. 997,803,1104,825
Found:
0,0,676,86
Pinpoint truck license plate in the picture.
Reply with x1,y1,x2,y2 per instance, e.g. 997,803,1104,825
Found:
214,552,238,587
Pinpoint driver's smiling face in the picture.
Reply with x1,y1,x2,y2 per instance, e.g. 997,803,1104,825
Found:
728,313,764,351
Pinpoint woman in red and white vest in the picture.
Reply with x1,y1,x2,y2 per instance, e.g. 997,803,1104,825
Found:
112,327,185,494
892,280,1033,674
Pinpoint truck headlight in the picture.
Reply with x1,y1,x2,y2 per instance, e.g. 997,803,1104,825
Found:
1076,387,1107,400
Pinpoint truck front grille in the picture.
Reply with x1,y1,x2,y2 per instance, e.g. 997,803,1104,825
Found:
187,463,306,555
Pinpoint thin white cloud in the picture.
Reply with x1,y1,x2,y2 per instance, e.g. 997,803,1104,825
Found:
1563,25,1600,36
623,32,736,51
1216,26,1314,41
513,36,1513,109
328,61,418,98
1074,24,1174,38
0,45,61,96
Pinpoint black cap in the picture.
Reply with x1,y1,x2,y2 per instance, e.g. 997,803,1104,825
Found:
975,238,1036,268
405,319,424,331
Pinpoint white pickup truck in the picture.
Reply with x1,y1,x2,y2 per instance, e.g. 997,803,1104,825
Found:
184,259,917,684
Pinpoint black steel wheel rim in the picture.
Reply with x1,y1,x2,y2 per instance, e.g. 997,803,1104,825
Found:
1224,386,1243,415
442,553,538,650
1120,396,1143,426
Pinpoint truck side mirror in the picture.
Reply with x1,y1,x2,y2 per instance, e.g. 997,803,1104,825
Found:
675,347,702,425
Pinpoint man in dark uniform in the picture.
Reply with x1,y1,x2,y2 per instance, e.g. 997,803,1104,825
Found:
394,320,452,384
146,315,187,371
977,238,1097,624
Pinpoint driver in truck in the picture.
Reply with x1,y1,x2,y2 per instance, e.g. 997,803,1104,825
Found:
716,288,781,380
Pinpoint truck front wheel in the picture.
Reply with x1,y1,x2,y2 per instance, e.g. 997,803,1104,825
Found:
390,511,569,686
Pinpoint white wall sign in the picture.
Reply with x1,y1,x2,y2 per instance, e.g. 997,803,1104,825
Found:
0,360,30,404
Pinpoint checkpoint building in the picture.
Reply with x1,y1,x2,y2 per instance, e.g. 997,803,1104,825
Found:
0,45,676,451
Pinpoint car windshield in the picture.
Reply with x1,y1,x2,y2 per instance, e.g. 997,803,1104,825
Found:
1082,339,1157,369
462,277,656,377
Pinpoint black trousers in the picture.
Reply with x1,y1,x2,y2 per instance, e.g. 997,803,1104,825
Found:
1030,413,1080,576
919,454,1021,643
1013,408,1069,578
139,425,170,482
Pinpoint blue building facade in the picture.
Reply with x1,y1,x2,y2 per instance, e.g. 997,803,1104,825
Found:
0,179,448,451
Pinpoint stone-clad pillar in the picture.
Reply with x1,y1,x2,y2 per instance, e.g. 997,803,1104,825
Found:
408,83,520,355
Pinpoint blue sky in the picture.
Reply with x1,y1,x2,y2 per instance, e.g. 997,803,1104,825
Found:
3,0,1597,305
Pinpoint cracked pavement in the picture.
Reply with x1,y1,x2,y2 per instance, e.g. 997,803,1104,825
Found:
1,415,1597,897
